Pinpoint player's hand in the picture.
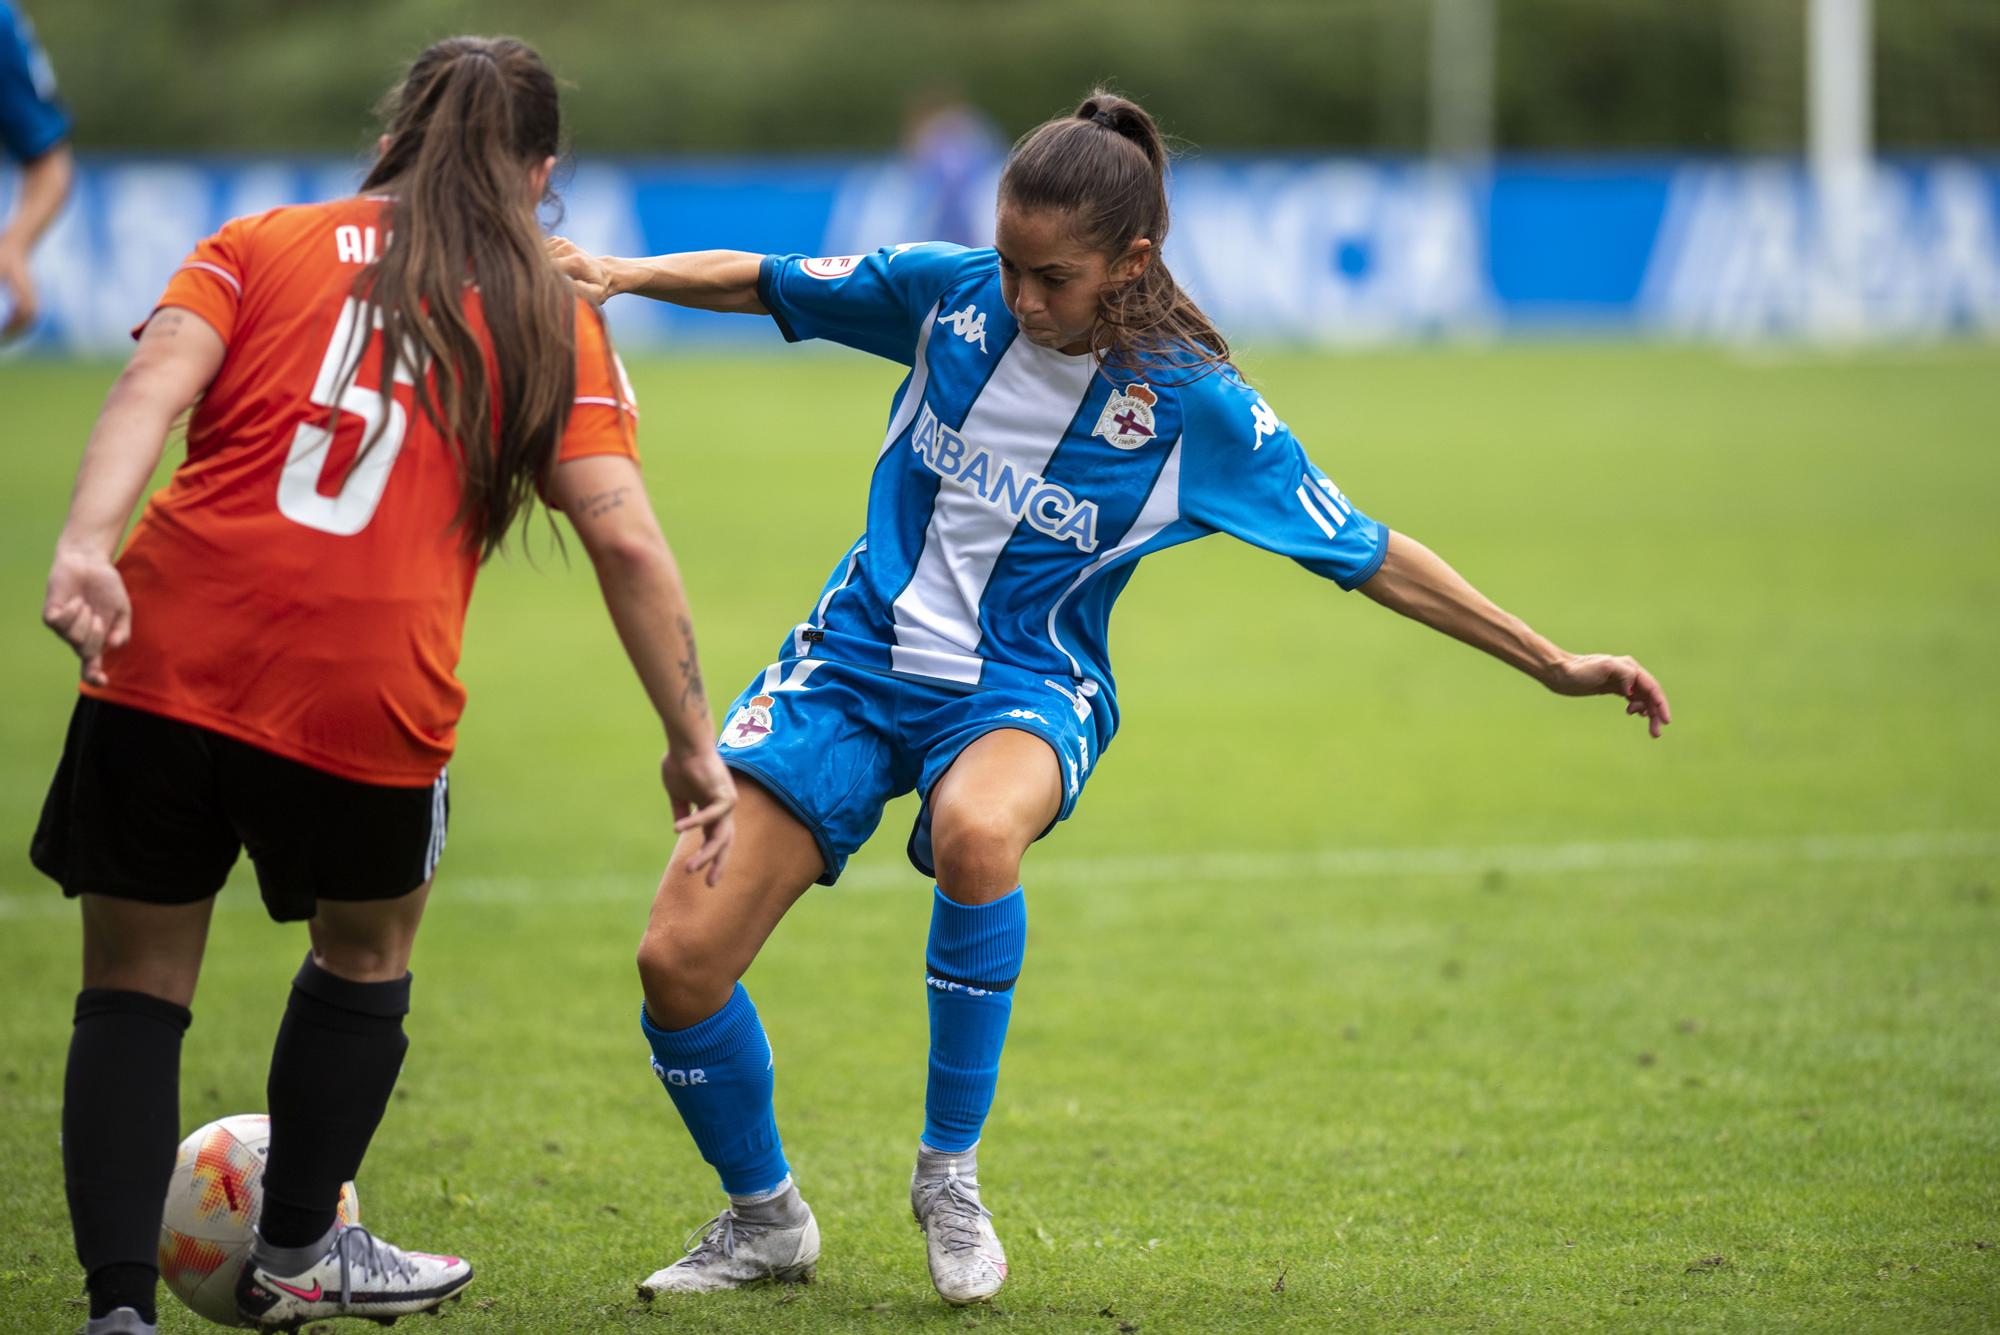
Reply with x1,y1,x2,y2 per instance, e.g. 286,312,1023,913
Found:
1541,652,1672,738
43,548,132,688
546,236,612,307
0,241,38,341
661,746,737,885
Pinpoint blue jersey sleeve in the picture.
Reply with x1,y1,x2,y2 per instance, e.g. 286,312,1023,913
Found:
0,3,67,162
757,243,974,365
1180,369,1389,590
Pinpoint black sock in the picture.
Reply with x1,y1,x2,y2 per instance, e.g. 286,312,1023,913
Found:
260,954,410,1250
64,987,191,1324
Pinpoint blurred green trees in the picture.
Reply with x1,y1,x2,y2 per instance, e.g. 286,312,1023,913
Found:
32,0,2000,153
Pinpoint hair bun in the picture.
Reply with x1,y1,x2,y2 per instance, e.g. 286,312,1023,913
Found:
1072,91,1163,174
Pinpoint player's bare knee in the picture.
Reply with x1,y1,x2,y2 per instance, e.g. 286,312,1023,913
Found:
932,809,1029,904
83,959,200,1010
636,926,733,1028
312,938,411,983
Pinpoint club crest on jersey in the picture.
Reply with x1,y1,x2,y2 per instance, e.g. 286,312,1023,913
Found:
721,695,776,748
802,255,864,280
1093,383,1159,450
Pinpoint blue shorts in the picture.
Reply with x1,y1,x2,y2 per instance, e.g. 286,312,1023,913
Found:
715,657,1096,885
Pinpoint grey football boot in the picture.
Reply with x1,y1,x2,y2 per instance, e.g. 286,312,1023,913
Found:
639,1177,819,1296
911,1143,1007,1304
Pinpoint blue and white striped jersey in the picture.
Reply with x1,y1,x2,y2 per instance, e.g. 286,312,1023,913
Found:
757,243,1388,744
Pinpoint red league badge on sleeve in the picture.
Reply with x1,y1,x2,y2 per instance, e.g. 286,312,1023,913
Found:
802,256,864,280
1093,383,1158,450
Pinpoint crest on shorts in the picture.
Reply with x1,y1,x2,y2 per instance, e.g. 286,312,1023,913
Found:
721,695,776,749
1093,383,1158,450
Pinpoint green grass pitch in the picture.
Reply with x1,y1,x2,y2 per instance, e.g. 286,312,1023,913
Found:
1,343,1996,1332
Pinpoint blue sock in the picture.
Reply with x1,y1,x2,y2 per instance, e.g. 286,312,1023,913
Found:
923,886,1026,1153
639,983,789,1197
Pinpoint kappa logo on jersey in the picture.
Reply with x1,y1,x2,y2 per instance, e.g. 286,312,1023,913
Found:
998,708,1048,724
802,255,865,280
1250,397,1282,450
911,406,1100,552
1093,383,1159,450
721,694,777,748
938,303,989,353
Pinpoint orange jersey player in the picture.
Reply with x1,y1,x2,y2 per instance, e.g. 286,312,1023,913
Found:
90,195,640,785
32,37,736,1335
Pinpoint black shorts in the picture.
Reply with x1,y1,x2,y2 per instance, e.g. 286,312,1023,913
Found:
31,697,448,923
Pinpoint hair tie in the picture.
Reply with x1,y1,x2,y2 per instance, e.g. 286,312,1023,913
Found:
1090,109,1118,129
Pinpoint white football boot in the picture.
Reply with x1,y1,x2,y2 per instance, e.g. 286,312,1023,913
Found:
235,1223,472,1327
911,1144,1007,1305
639,1178,819,1296
81,1309,155,1335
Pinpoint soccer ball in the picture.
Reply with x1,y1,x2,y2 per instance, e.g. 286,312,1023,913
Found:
157,1113,359,1327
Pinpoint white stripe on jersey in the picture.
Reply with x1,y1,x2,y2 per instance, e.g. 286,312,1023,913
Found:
179,260,243,294
793,539,868,657
1295,483,1344,536
1047,439,1184,679
890,340,1095,683
879,303,941,459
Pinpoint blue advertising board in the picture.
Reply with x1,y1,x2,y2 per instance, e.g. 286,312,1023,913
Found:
4,154,1997,353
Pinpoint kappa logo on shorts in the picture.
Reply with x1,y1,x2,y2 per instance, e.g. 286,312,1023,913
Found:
721,694,777,748
1094,383,1159,450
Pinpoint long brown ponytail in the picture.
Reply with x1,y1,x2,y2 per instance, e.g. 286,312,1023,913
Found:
999,90,1228,382
350,35,578,561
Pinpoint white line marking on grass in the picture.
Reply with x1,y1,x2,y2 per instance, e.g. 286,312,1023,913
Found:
3,830,1995,920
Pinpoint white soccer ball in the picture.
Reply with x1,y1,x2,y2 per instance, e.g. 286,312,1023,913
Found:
158,1113,359,1328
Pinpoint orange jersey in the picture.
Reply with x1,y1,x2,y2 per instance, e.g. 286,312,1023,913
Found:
85,197,640,786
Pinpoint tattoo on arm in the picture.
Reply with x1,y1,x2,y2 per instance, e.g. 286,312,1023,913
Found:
676,613,706,712
152,311,186,338
579,485,630,520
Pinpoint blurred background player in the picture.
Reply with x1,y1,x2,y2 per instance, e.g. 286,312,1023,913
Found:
32,35,734,1334
549,89,1669,1307
0,0,71,340
900,86,1003,250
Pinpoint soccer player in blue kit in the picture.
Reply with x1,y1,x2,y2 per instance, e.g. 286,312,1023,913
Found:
0,0,72,340
550,91,1671,1306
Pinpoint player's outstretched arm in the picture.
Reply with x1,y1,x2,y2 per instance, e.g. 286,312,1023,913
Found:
546,237,766,315
549,453,737,882
43,306,224,686
1358,530,1671,738
0,141,73,341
